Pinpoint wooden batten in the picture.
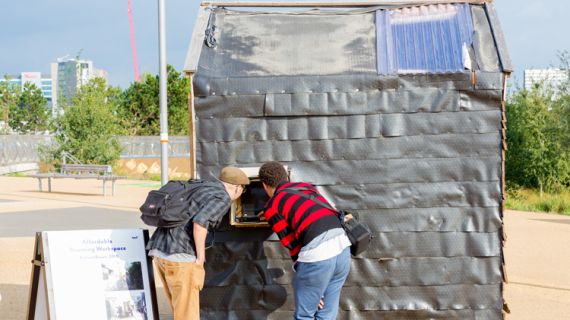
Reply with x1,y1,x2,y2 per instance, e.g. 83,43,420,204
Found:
186,72,197,179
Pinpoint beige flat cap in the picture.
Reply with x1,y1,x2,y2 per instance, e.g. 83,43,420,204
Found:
219,166,250,185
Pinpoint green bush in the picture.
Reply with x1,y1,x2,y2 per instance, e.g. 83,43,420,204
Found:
505,188,570,215
506,76,570,193
48,78,124,166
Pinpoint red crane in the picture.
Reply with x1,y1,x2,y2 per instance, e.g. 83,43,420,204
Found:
127,0,141,82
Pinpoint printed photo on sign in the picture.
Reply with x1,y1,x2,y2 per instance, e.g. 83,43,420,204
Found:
105,291,147,320
101,261,144,291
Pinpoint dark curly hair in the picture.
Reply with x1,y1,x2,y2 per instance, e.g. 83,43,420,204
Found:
259,161,288,188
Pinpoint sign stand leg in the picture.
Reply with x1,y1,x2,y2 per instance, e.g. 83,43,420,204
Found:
27,232,50,320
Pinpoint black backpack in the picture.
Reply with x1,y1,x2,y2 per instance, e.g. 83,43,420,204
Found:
140,180,209,228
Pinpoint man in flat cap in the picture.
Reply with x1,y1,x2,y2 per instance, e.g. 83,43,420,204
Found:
147,166,249,320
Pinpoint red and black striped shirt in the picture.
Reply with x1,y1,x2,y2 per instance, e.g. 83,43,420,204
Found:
263,182,342,261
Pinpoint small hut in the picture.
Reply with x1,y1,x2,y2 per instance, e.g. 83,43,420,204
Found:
184,1,511,318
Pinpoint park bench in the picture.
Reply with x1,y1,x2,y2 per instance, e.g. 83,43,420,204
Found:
29,164,126,196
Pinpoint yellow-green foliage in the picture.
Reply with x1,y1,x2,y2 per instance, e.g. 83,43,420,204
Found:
506,188,570,215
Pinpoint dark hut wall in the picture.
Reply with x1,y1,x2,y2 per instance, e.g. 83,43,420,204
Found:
193,5,505,320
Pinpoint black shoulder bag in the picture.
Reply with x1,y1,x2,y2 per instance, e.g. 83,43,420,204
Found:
282,187,373,256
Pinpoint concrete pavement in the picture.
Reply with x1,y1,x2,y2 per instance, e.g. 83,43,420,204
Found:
0,177,171,319
503,210,570,319
0,176,569,319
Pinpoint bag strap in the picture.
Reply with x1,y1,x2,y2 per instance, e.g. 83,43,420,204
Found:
280,186,337,212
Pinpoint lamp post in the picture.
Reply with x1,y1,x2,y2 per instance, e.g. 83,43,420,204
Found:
158,0,168,186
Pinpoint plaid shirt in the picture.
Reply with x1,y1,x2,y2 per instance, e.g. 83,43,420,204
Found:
146,179,231,255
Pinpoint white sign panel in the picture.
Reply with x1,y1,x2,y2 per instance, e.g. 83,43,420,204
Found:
42,229,156,320
21,72,42,88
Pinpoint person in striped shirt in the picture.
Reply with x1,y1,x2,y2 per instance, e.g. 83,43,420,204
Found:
259,161,351,320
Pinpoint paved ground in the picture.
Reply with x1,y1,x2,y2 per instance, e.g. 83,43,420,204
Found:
502,210,570,319
0,177,172,319
0,176,569,319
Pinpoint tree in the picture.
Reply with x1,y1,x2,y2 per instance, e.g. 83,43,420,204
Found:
118,65,190,135
50,78,124,165
9,82,49,134
554,52,570,154
0,76,20,134
506,85,570,193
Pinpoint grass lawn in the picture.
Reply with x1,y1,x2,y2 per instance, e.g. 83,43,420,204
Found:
506,188,570,215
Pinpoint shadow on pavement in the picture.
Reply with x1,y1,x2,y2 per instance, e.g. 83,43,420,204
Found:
0,206,147,237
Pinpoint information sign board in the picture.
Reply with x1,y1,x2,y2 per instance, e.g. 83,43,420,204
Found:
27,229,159,320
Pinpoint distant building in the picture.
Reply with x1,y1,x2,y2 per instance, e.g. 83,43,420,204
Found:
52,57,107,114
1,58,107,118
0,72,55,115
524,68,569,93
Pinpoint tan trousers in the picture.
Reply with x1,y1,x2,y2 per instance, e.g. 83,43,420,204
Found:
154,257,205,320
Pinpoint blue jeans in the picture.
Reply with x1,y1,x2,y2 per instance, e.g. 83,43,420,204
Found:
293,247,351,320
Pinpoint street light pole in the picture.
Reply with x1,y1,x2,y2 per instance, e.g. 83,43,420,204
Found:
158,0,168,186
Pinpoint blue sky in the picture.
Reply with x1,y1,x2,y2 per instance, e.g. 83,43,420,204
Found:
1,0,569,89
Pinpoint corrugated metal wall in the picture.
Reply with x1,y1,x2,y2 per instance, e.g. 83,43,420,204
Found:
192,4,507,320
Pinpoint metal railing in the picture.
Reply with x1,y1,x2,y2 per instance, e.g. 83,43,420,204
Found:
0,135,191,172
61,151,82,165
0,135,54,167
118,136,190,159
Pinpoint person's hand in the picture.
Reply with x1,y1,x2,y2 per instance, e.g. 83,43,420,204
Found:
318,297,324,310
195,258,205,266
257,211,266,221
